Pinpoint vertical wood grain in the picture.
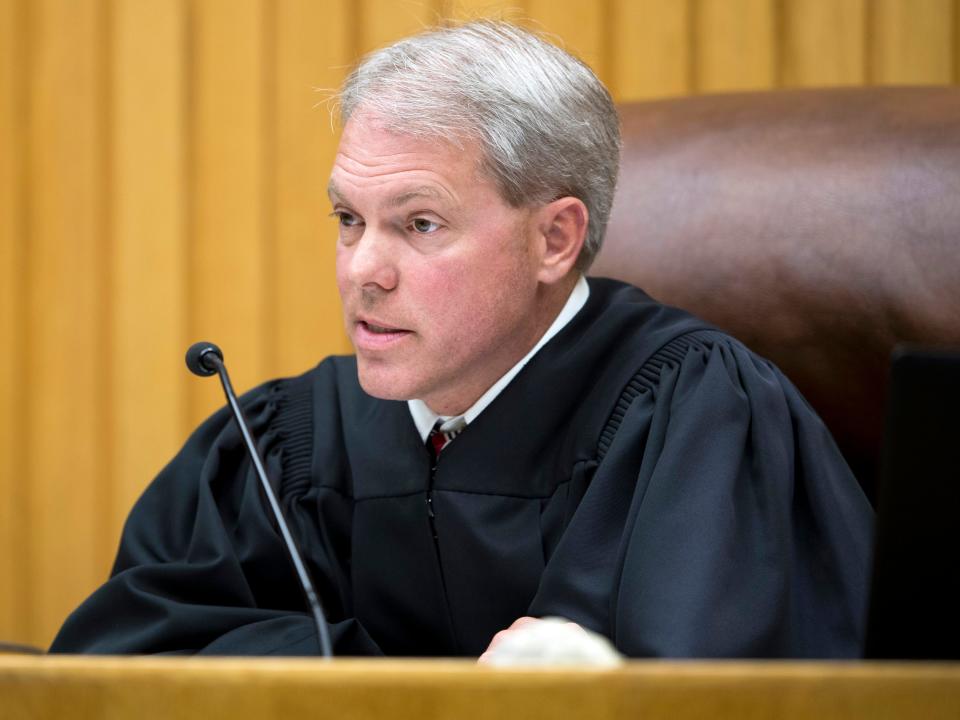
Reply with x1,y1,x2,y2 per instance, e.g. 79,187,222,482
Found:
611,0,692,101
271,0,354,379
188,0,268,425
782,0,867,87
109,0,188,537
694,0,778,92
870,0,955,83
25,0,110,646
526,0,608,85
0,0,28,644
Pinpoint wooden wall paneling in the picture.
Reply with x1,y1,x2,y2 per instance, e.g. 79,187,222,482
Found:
870,0,955,84
25,0,110,647
188,0,269,425
272,0,354,379
109,0,188,539
525,0,607,86
610,0,692,101
357,0,445,56
0,0,28,645
782,0,866,87
693,0,778,92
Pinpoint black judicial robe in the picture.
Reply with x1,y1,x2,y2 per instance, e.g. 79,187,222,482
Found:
51,279,874,658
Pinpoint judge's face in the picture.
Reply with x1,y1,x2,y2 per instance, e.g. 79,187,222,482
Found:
331,112,545,415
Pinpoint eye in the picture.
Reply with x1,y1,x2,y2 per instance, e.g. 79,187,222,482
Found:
410,218,441,234
331,211,362,228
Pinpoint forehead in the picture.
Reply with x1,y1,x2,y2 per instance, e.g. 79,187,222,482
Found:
329,113,490,202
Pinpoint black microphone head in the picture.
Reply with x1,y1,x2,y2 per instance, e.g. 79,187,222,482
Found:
185,342,223,377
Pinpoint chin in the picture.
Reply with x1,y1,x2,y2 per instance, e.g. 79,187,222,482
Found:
355,361,421,402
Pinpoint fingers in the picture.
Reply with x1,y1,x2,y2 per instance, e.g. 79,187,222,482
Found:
476,617,623,667
508,616,539,630
478,616,542,664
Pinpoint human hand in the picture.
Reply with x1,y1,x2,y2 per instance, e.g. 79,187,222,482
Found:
478,616,622,667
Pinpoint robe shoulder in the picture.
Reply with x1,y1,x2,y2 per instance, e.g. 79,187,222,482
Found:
49,360,380,656
530,327,874,657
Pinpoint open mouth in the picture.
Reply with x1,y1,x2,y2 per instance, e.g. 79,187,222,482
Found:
354,320,412,349
362,322,401,334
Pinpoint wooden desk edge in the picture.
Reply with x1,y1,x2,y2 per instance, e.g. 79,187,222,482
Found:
3,657,960,720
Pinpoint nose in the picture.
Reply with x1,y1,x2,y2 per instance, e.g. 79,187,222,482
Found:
342,228,399,293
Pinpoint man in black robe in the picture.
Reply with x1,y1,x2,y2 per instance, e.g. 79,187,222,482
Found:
51,21,873,658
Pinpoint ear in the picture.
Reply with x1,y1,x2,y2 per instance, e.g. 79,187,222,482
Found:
533,197,589,285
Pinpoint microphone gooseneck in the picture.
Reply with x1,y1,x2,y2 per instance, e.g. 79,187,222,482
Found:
185,341,334,658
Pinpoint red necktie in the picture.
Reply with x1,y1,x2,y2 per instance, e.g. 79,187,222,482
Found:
427,419,464,456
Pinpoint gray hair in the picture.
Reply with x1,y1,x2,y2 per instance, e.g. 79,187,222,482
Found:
336,20,621,272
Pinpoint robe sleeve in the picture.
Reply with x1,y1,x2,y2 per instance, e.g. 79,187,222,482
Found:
49,376,381,656
532,332,874,658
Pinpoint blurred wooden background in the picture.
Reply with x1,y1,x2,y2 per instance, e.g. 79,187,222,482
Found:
1,0,958,650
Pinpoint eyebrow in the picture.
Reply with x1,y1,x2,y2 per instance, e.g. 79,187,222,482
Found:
387,186,446,207
327,179,343,202
326,180,448,208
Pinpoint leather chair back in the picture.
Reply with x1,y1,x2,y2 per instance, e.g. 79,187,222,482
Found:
593,88,960,497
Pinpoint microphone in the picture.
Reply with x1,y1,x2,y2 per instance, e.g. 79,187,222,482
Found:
186,341,334,658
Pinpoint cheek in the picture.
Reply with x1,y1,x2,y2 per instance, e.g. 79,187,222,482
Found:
334,244,352,294
424,254,531,339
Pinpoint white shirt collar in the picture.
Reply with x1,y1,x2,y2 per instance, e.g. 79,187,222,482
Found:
408,275,590,442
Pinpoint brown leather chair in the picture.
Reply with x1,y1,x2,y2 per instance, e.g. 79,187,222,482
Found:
593,87,960,500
